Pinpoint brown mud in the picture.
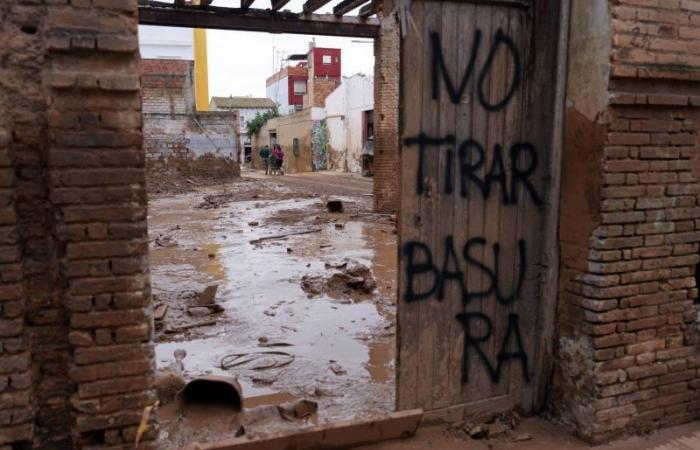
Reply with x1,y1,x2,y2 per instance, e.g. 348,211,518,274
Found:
148,169,397,448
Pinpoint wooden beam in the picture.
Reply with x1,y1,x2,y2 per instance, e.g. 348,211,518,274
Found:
240,0,255,9
193,409,424,450
333,0,370,16
138,3,380,38
302,0,332,14
358,0,380,18
271,0,291,11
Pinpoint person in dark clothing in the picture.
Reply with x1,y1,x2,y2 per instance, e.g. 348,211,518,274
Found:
259,145,271,175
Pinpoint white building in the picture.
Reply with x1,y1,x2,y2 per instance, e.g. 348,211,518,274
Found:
266,65,308,116
138,25,194,60
324,75,374,174
210,97,276,163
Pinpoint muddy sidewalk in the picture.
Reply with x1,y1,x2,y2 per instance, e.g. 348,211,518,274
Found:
147,170,397,447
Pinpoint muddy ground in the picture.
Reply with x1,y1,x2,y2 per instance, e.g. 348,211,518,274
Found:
148,169,397,447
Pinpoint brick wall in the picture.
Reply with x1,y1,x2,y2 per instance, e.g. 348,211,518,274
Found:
554,0,700,443
0,2,37,447
143,112,241,176
373,5,399,213
141,59,240,177
141,59,193,115
1,1,157,449
304,78,340,109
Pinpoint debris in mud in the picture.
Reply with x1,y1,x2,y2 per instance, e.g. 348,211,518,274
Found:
154,304,168,322
249,227,322,246
468,424,488,439
221,351,295,370
335,223,345,230
155,350,187,405
187,307,211,317
179,375,243,412
326,199,344,213
257,337,293,348
164,320,217,334
278,399,318,421
197,284,218,306
248,221,259,226
461,411,524,441
251,374,277,386
329,362,347,376
197,192,235,210
155,236,178,248
301,262,377,299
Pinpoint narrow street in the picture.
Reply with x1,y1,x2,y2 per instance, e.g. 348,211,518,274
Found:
147,169,397,447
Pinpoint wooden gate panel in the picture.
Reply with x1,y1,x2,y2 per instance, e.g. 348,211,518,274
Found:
397,0,561,417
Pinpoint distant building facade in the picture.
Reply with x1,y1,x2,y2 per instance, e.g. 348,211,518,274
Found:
266,45,342,115
210,96,276,163
325,75,374,173
138,24,210,111
266,65,309,115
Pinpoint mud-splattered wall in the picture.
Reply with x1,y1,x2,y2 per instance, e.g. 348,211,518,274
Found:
141,59,240,177
553,0,700,443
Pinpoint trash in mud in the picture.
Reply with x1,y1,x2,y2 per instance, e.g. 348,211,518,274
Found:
301,262,377,299
248,221,260,226
335,223,345,230
326,199,344,213
221,351,295,370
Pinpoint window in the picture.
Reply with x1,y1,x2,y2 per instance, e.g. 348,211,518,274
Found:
293,138,300,156
322,54,332,65
293,80,307,95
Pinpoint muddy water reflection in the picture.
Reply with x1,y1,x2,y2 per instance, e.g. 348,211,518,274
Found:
149,189,397,434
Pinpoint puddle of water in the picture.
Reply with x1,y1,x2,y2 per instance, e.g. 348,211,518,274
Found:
149,187,397,442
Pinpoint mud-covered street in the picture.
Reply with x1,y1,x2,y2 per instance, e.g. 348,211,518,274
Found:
147,170,397,447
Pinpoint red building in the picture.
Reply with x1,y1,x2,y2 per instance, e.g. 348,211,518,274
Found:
266,45,342,114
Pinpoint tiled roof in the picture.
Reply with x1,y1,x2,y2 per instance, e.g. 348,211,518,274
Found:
210,96,276,109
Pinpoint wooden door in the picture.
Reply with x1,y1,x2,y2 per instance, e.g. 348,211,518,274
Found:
397,0,566,419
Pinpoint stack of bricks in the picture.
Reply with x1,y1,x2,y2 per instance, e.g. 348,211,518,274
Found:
373,3,400,214
1,0,157,448
556,0,700,443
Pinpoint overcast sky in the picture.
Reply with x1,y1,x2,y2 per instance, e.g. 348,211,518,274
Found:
205,0,375,99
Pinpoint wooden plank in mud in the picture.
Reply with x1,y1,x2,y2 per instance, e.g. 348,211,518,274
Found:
192,409,423,450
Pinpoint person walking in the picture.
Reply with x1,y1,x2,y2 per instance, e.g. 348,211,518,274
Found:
272,144,285,176
259,145,271,175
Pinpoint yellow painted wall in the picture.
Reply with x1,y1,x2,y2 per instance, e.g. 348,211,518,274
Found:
193,28,209,111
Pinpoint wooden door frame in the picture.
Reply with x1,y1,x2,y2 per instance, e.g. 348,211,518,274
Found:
394,0,572,421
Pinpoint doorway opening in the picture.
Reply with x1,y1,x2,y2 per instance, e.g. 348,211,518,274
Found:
138,2,397,447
